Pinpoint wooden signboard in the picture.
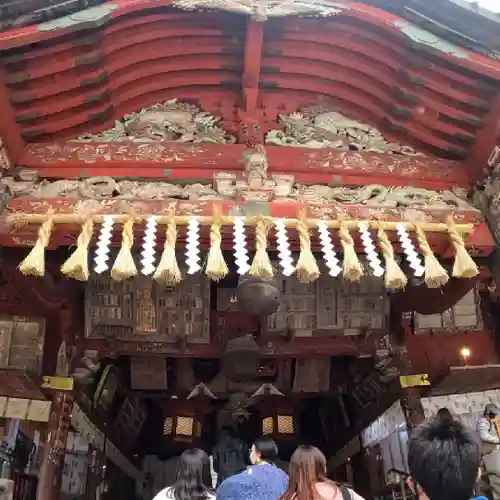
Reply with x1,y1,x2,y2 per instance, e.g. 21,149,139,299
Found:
85,274,210,343
217,262,387,336
130,357,168,391
414,287,481,332
0,316,45,375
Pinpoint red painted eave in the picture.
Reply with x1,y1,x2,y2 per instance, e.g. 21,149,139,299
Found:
0,1,499,79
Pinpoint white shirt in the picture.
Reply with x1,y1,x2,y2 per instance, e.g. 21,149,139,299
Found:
152,486,216,500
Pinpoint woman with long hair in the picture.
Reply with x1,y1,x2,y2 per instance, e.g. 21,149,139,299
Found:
153,448,215,500
280,445,364,500
216,437,288,500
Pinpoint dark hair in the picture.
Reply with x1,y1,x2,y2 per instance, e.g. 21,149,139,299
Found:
436,408,453,425
172,449,213,500
408,416,480,500
253,437,279,463
219,425,236,439
280,445,336,500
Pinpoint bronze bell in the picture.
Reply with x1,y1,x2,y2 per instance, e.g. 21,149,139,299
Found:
222,335,260,381
236,275,281,316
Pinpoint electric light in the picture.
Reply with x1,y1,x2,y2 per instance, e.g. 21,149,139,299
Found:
460,346,471,359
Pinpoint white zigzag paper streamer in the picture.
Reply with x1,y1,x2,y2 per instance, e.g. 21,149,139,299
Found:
141,216,157,275
94,216,114,274
317,220,341,277
275,218,295,276
185,218,201,275
358,222,384,278
396,223,425,277
233,217,250,275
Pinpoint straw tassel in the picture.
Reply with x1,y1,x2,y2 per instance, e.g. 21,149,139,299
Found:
377,228,408,290
110,218,137,281
249,218,274,278
205,207,228,281
446,216,479,279
415,225,449,288
61,218,94,281
153,216,182,286
339,221,363,282
295,214,320,283
18,214,54,277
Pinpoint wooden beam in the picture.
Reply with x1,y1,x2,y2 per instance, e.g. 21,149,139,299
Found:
21,143,469,190
465,91,500,183
242,19,263,115
82,335,377,358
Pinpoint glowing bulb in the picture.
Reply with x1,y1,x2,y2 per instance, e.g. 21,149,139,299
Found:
460,346,471,359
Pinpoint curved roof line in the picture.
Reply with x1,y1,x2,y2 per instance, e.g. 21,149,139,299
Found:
1,0,500,80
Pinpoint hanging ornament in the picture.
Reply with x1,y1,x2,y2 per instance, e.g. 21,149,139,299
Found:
275,218,295,276
94,216,114,274
317,220,341,277
233,216,250,275
358,222,384,278
185,217,202,275
141,216,157,275
396,223,424,278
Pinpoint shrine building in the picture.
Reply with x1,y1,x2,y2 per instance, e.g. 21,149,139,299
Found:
0,0,499,499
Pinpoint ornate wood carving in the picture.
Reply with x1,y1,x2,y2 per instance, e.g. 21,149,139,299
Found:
85,274,210,343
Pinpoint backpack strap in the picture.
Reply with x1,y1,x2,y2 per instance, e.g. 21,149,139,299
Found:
340,486,352,500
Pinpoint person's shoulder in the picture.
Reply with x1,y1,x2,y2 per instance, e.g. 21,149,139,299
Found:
345,487,364,500
151,486,174,500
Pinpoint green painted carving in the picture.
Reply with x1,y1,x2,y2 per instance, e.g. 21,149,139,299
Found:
392,20,470,60
38,4,118,32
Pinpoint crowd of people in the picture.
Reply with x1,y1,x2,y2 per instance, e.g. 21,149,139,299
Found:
151,412,492,500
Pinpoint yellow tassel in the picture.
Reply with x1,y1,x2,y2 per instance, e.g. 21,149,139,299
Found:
110,218,137,281
339,221,363,282
205,207,228,281
446,215,479,279
295,215,320,283
249,218,274,278
377,228,408,290
154,216,182,286
415,225,449,288
60,218,94,281
18,214,54,277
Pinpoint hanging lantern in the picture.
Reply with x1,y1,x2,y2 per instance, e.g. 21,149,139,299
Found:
162,400,204,443
257,398,297,439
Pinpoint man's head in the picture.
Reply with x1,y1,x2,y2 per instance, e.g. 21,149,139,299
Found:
484,404,498,419
408,416,481,500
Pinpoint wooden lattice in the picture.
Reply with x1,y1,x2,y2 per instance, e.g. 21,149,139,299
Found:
85,273,210,342
112,394,147,450
163,417,173,435
262,417,273,436
277,415,294,434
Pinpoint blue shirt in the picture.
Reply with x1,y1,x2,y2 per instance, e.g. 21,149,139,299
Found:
216,463,288,500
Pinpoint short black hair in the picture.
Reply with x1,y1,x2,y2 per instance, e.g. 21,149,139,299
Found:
408,416,480,500
253,437,278,462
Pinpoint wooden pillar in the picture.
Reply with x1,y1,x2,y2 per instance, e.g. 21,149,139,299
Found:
391,309,426,429
36,392,73,500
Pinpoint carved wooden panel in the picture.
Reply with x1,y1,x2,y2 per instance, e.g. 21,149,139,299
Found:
112,394,147,450
414,287,481,332
130,357,168,390
85,273,210,343
217,265,387,335
0,316,45,375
